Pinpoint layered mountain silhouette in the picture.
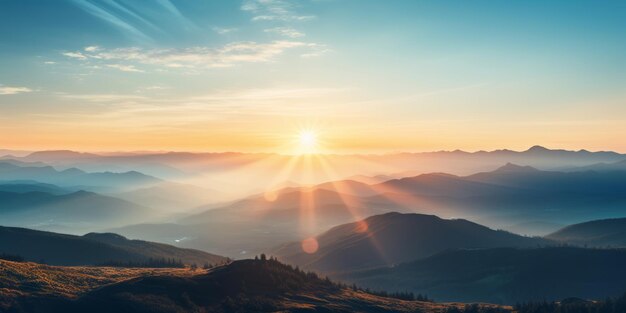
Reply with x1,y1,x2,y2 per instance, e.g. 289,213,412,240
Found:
565,159,626,172
0,226,227,266
547,218,626,247
0,190,150,231
275,212,550,273
113,163,626,257
340,247,626,304
7,146,625,197
0,161,160,192
0,181,70,195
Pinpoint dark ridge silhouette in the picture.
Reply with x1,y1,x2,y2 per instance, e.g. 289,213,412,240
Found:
510,293,626,313
339,247,626,304
0,226,227,266
275,212,551,273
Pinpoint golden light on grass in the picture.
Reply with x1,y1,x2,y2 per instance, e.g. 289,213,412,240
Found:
301,237,319,254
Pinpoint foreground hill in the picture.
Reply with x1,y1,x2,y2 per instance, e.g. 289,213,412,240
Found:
10,258,506,313
546,218,626,247
339,247,626,304
0,226,227,266
0,259,200,311
275,212,550,273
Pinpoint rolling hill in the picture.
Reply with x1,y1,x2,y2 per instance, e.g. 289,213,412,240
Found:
9,258,502,313
0,259,201,311
275,212,550,273
339,247,626,304
0,226,227,266
546,218,626,247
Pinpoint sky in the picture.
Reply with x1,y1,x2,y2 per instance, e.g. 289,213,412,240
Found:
0,0,625,154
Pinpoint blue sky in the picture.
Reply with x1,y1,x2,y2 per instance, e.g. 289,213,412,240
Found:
0,0,625,152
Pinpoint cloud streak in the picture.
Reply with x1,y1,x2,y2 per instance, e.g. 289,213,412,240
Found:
107,64,144,72
264,27,305,38
241,0,315,22
70,0,152,42
0,86,33,95
62,41,327,69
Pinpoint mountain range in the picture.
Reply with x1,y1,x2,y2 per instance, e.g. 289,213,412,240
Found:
0,161,160,192
4,146,625,197
111,161,626,257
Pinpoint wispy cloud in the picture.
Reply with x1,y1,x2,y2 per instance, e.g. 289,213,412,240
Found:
213,27,238,35
70,0,152,42
107,64,144,72
62,41,327,69
61,93,148,102
0,85,33,95
63,51,88,60
241,0,315,22
264,27,305,38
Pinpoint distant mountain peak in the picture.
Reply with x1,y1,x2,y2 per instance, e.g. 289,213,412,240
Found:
495,162,539,173
526,145,550,152
25,150,99,159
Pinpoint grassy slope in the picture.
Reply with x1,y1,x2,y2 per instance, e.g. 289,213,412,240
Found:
1,259,509,313
0,259,204,310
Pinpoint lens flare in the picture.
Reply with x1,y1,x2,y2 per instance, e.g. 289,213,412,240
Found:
301,237,319,254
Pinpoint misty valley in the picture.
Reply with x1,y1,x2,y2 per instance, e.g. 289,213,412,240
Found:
1,147,626,312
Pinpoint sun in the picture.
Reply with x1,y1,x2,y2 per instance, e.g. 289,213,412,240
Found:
297,129,318,154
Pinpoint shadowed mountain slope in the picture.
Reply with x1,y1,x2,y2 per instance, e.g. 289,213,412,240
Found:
275,212,550,273
547,218,626,247
339,247,626,304
0,226,227,266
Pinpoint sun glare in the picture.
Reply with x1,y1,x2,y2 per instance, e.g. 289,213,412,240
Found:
297,129,318,154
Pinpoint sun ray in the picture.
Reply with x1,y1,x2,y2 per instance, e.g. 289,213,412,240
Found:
314,154,393,265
